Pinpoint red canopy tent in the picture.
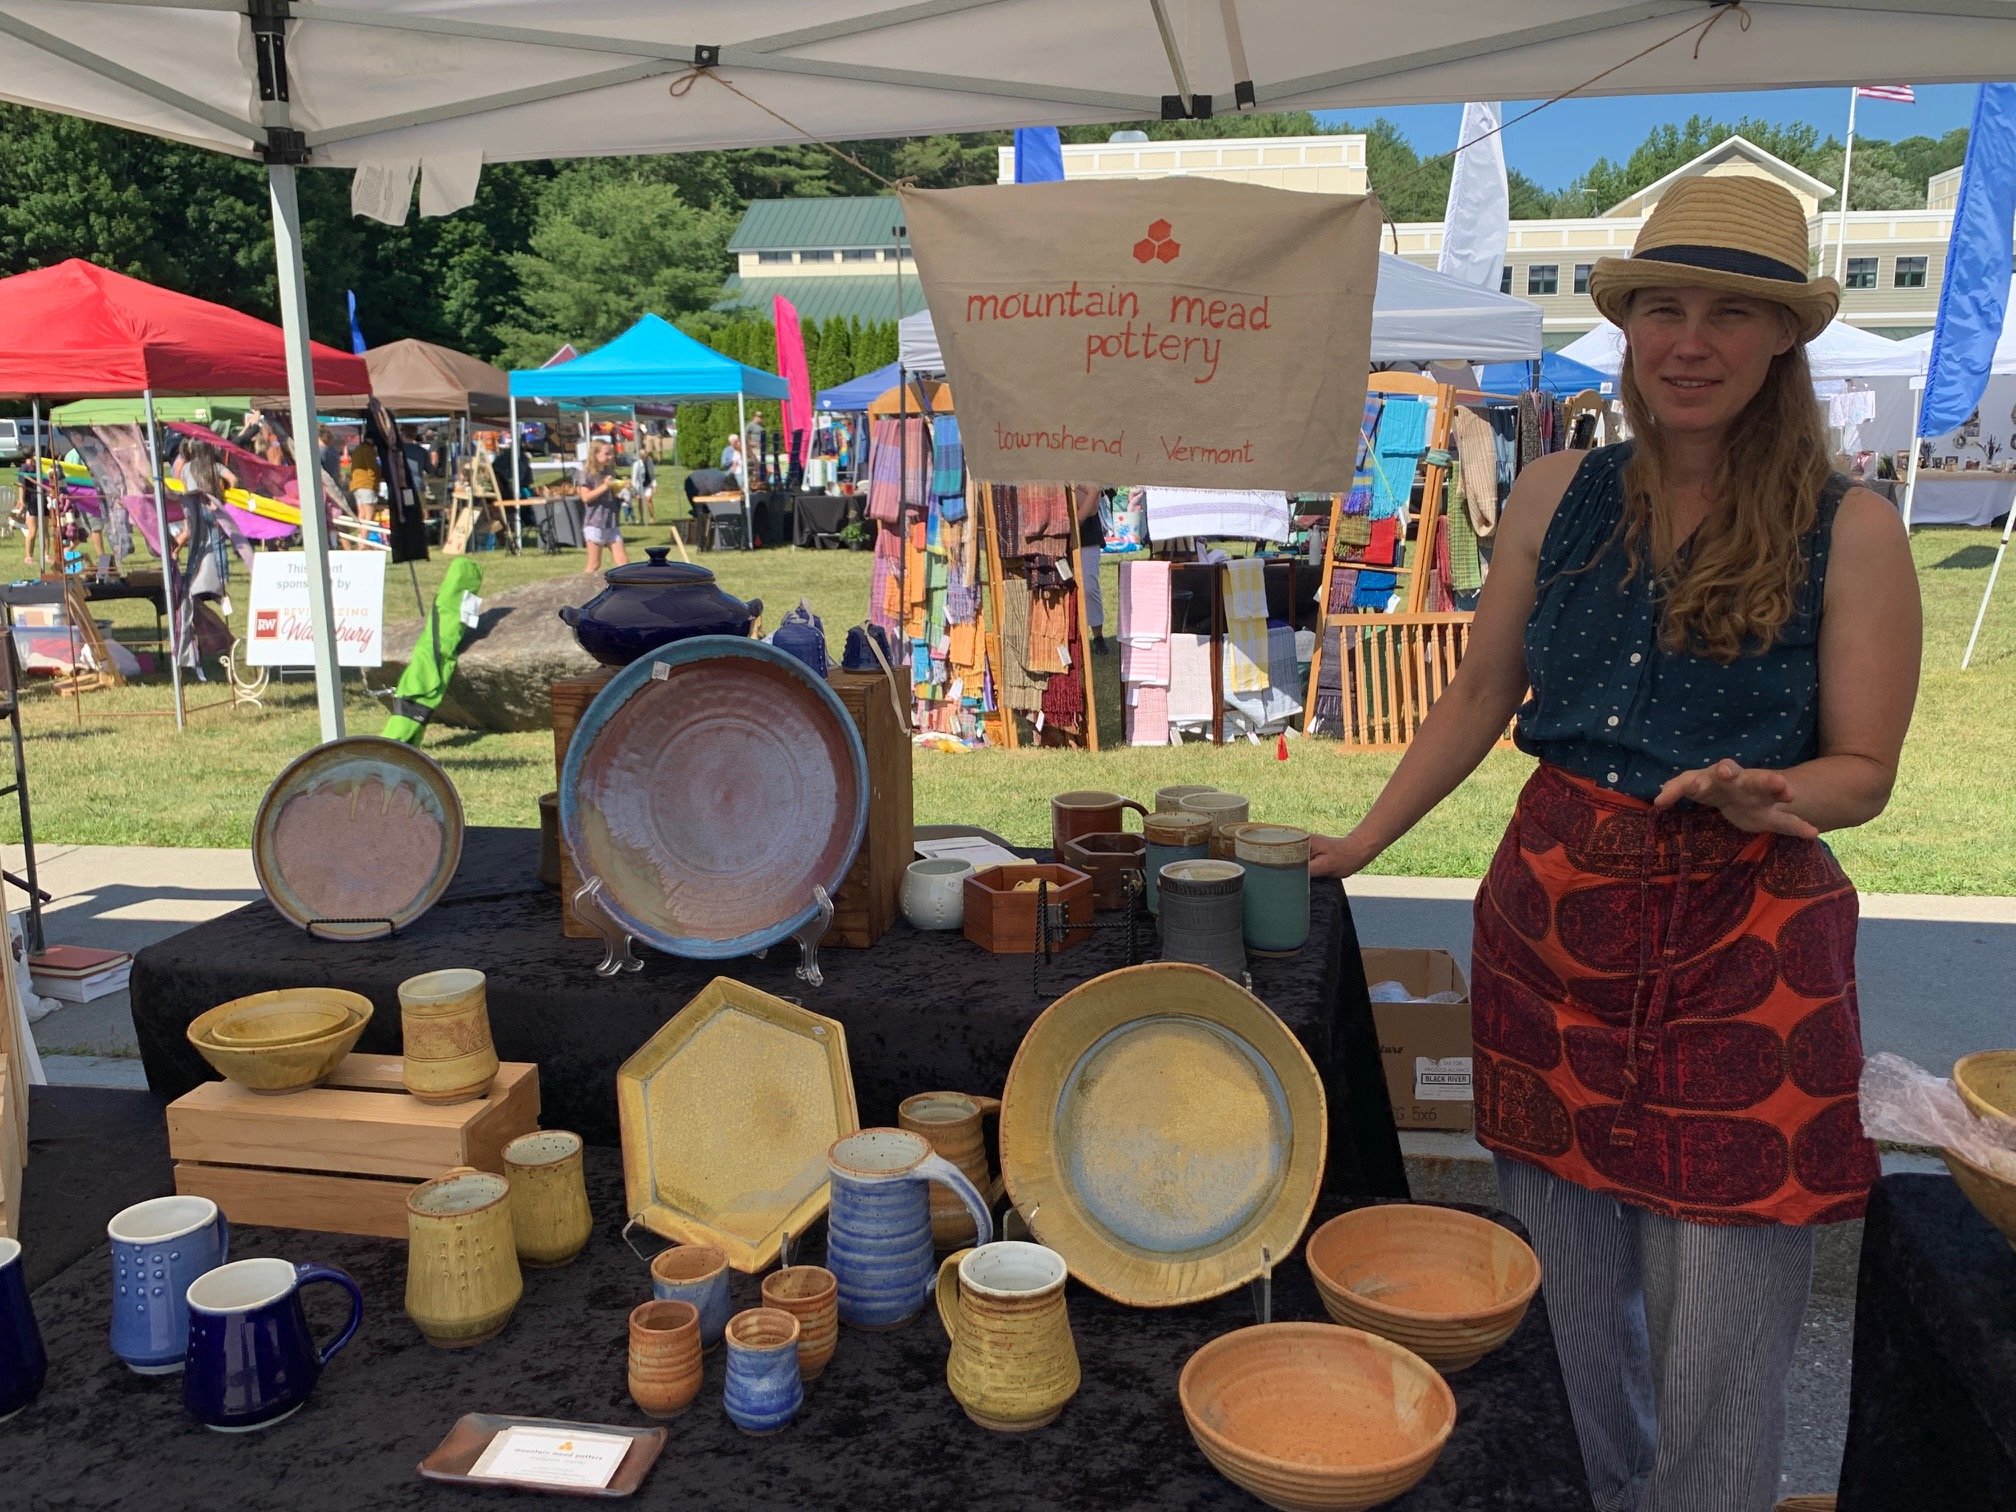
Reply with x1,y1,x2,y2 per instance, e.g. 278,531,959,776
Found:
0,260,370,723
0,259,367,397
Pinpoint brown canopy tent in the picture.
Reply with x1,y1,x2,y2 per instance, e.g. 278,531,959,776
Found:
273,339,556,421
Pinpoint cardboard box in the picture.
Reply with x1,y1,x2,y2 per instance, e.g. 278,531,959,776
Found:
1363,947,1474,1132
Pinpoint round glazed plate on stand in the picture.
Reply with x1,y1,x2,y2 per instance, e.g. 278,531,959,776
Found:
999,963,1326,1307
253,737,464,940
560,636,868,963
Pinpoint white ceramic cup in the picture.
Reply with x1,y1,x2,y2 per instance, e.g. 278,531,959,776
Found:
902,858,974,931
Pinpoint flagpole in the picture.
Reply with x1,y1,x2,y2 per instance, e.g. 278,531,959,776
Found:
1834,87,1859,283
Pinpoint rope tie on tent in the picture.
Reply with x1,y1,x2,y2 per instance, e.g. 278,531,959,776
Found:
1376,1,1753,254
667,66,918,193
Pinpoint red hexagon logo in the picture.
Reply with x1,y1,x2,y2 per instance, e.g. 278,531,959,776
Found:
1132,237,1158,263
1147,218,1173,241
1155,240,1181,263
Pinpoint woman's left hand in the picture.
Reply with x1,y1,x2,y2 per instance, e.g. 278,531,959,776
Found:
1653,759,1819,840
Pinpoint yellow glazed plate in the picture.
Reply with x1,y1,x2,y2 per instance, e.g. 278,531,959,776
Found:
1000,963,1326,1307
617,978,859,1273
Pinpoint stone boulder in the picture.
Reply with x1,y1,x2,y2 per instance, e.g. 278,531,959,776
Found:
377,572,603,732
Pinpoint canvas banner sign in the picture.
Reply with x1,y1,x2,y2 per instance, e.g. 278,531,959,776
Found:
900,178,1380,492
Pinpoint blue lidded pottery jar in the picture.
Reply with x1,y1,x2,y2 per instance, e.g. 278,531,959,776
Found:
1232,824,1312,957
558,547,762,666
1142,810,1212,914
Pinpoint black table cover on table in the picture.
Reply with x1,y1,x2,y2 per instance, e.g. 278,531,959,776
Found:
130,828,1407,1199
1836,1175,2016,1512
794,491,853,545
16,1084,173,1290
1,1114,1591,1512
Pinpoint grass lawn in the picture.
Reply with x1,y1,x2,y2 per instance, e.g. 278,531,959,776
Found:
2,516,2011,896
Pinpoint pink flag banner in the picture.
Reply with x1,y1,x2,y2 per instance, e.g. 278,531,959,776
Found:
773,295,814,469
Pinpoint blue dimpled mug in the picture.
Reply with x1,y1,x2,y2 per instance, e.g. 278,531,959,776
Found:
107,1195,229,1375
0,1237,47,1422
182,1257,363,1433
722,1308,803,1435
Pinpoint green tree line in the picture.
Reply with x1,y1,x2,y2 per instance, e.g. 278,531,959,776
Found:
0,104,1970,375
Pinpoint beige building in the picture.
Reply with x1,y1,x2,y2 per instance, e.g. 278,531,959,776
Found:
1002,130,1960,346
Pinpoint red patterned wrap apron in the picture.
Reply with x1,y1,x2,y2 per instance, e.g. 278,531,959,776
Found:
1472,764,1879,1227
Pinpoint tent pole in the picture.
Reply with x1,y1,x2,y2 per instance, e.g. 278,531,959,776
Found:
268,162,345,743
29,395,44,572
1961,493,2015,670
508,392,520,549
736,392,750,550
1901,376,1927,533
142,388,185,730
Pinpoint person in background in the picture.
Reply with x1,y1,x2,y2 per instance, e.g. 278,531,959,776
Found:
345,434,381,522
1079,493,1109,654
317,426,344,489
720,432,743,486
630,448,657,523
172,438,254,679
746,414,769,488
1306,178,1920,1512
576,439,627,574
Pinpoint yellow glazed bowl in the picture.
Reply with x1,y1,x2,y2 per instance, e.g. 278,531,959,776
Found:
1953,1051,2016,1130
1179,1322,1454,1512
188,989,373,1094
208,995,355,1047
1305,1204,1541,1373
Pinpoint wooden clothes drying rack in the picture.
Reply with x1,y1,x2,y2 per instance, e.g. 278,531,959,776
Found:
443,454,508,557
1164,556,1304,746
1303,373,1478,752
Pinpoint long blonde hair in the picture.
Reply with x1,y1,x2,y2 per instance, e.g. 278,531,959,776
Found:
1617,330,1833,663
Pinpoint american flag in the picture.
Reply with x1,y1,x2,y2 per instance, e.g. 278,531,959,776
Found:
1855,85,1917,103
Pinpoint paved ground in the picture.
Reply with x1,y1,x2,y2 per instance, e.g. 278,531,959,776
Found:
8,846,2009,1498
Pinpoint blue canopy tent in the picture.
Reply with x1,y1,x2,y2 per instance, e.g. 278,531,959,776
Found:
508,314,788,547
816,361,901,413
1475,350,1614,399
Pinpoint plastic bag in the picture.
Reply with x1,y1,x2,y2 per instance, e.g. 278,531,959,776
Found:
1859,1052,2016,1180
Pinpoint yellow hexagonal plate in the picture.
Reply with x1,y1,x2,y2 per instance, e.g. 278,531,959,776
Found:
618,978,858,1273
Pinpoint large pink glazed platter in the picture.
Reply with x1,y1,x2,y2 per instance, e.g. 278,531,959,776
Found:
559,636,869,961
253,736,465,941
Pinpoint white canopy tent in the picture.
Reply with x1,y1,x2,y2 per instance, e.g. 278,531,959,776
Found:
5,0,2016,737
1557,318,1920,383
899,250,1544,374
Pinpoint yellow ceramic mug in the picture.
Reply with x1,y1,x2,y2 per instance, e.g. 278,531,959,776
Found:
503,1131,592,1268
935,1240,1079,1432
898,1091,1004,1250
398,968,498,1106
404,1166,522,1349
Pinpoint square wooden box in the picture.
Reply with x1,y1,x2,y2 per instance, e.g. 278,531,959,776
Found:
168,1055,540,1238
963,864,1094,954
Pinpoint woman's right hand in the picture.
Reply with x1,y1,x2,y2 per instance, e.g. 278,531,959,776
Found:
1309,831,1376,880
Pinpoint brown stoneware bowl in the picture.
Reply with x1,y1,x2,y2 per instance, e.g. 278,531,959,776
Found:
1179,1322,1454,1512
1305,1204,1540,1372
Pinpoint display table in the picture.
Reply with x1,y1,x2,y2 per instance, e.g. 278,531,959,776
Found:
131,828,1407,1199
1836,1175,2016,1512
1908,471,2016,527
0,1093,1591,1512
15,1084,172,1289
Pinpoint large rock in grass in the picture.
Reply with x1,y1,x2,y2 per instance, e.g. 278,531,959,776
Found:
377,573,602,732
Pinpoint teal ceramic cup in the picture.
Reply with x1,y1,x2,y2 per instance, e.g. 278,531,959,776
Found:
1232,824,1312,956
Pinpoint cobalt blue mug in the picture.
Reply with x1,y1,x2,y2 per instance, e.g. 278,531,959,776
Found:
107,1194,229,1374
0,1237,47,1421
182,1257,363,1433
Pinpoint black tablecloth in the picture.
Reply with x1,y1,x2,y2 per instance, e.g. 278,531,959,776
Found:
0,1098,1589,1512
1837,1175,2016,1511
794,492,853,545
16,1084,173,1290
131,828,1406,1199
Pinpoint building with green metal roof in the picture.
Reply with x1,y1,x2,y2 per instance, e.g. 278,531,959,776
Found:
715,196,928,323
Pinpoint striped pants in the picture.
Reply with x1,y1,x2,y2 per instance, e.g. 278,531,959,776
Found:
1494,1155,1815,1512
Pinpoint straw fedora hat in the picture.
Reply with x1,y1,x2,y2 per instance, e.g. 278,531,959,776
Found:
1587,176,1838,344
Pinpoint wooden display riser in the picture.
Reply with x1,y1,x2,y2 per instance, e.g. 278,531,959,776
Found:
168,1055,540,1239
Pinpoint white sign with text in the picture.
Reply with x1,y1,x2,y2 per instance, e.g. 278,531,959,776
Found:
245,551,386,667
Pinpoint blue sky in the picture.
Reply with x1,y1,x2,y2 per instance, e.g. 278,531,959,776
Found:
1315,85,1980,192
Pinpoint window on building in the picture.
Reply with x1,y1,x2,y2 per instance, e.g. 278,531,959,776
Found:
756,250,794,265
1527,265,1559,296
1846,257,1879,290
1894,255,1928,288
1500,266,1514,295
1573,263,1593,294
841,249,879,263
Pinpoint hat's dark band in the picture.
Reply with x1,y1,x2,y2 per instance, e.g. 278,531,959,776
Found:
1632,243,1808,284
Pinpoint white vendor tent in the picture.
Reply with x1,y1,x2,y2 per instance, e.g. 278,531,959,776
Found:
4,0,2014,737
1895,279,2016,528
899,252,1544,373
1557,319,1917,384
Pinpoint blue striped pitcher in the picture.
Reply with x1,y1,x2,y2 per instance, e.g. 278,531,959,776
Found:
826,1129,992,1329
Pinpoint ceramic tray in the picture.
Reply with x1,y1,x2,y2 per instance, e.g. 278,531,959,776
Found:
999,963,1326,1307
418,1414,666,1498
618,977,859,1273
252,736,465,941
560,636,868,965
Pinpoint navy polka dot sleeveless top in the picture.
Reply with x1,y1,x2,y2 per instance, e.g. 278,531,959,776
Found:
1515,443,1849,802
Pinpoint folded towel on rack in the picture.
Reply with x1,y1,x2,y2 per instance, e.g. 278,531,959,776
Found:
1167,633,1215,724
1117,559,1171,641
1222,624,1304,733
1120,638,1170,686
1225,557,1267,621
1364,516,1400,568
1143,488,1291,544
1127,684,1170,746
1370,396,1431,520
930,414,964,501
1225,613,1270,693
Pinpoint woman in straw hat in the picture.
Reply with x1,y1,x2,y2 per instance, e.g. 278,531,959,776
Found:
1311,175,1920,1510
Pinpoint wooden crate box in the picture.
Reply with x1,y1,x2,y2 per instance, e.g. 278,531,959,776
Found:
169,1055,540,1238
827,668,913,949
